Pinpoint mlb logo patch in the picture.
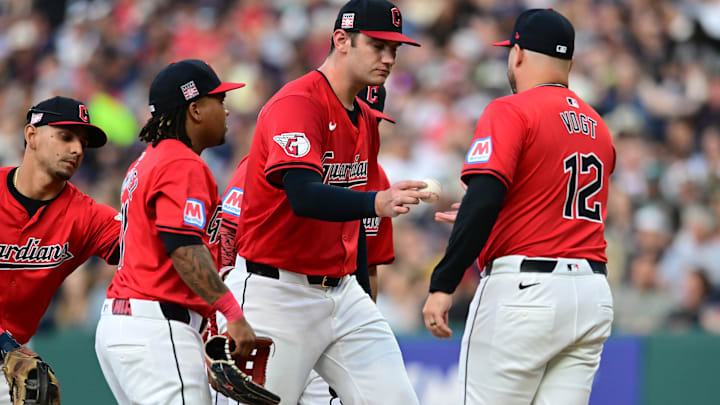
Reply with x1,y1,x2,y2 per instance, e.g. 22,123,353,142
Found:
184,199,206,228
222,187,243,217
30,113,43,125
273,132,311,158
341,13,355,29
181,81,200,100
566,97,579,108
556,45,568,54
466,137,492,164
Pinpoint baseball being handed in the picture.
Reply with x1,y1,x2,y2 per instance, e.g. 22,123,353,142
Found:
419,178,442,203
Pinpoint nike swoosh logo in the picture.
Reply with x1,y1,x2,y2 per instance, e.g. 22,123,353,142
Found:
518,282,540,290
329,122,337,131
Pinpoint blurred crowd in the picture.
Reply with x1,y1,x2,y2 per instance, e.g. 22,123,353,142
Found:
2,0,720,337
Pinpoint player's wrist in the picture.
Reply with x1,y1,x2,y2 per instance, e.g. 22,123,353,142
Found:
212,291,244,322
366,191,378,217
0,330,21,361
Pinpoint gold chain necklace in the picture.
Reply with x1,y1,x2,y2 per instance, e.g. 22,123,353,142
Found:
13,168,18,187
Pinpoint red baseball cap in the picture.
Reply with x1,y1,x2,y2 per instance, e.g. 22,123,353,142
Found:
334,0,420,47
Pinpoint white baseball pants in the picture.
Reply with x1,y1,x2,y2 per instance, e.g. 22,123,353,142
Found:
95,298,211,405
224,255,418,405
211,313,337,405
298,371,341,405
0,366,10,405
460,256,613,405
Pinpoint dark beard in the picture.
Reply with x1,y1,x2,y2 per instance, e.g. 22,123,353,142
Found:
55,170,71,181
508,68,517,94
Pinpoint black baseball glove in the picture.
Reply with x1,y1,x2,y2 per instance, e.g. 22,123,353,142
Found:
205,334,280,405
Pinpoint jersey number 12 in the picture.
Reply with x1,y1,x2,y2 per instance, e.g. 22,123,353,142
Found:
563,152,603,223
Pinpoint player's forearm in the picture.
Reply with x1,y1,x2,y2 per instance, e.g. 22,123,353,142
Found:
429,174,506,293
170,244,229,305
283,168,377,221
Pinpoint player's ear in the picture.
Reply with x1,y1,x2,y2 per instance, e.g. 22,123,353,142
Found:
513,44,524,68
24,124,38,150
332,29,351,53
186,100,202,123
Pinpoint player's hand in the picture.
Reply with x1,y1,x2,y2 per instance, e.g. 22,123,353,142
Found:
422,292,453,338
374,180,432,217
226,317,256,357
434,181,467,223
435,202,461,223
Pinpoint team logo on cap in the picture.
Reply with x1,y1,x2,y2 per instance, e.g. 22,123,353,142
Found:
274,132,311,158
466,137,492,163
79,105,89,122
181,81,200,100
222,187,243,217
184,199,206,228
30,113,43,125
341,13,355,29
391,8,401,27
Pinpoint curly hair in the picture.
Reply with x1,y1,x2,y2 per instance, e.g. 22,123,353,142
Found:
138,104,191,147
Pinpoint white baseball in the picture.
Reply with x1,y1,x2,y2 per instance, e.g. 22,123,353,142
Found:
419,178,442,203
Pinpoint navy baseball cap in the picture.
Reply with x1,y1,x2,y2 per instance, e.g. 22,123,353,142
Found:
493,9,574,60
26,96,107,148
149,59,245,116
334,0,420,47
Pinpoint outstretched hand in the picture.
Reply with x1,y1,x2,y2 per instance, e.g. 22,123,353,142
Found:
434,181,467,223
435,202,461,223
374,180,433,217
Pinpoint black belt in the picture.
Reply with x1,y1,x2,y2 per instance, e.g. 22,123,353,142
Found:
246,261,341,287
112,299,207,332
486,259,607,276
160,302,208,333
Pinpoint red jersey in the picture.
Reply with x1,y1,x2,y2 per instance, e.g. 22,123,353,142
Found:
107,140,222,317
223,157,394,268
364,164,394,266
461,86,615,268
0,167,120,344
219,157,247,268
235,71,386,277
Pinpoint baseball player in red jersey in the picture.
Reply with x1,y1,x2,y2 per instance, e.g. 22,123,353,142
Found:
231,0,427,403
212,85,396,405
422,9,616,405
94,59,255,405
0,96,119,403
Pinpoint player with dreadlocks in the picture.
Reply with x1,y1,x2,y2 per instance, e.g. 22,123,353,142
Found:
95,59,256,404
